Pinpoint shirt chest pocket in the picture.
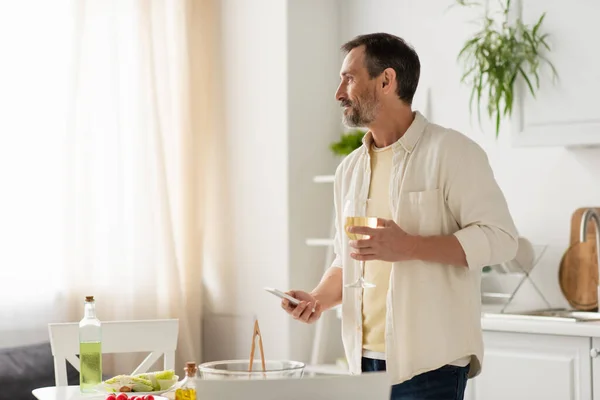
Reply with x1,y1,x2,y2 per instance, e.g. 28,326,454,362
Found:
399,188,445,236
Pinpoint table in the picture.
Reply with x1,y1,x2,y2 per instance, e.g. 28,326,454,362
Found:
34,373,390,400
33,387,100,400
32,386,173,400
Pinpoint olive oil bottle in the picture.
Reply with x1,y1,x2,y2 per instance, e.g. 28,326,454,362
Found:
79,296,102,392
175,362,197,400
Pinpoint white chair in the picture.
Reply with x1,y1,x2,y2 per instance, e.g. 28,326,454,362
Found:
48,319,179,387
196,372,392,400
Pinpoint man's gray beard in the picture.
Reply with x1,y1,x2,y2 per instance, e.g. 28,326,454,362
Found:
342,104,377,128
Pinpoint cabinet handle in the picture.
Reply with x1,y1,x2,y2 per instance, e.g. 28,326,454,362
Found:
591,348,599,358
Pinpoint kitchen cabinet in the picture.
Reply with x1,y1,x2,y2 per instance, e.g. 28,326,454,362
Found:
465,331,592,400
592,337,600,400
510,0,600,147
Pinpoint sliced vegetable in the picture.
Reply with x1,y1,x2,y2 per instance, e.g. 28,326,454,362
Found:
100,369,178,393
153,370,175,380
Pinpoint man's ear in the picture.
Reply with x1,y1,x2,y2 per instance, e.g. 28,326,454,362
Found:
381,68,396,94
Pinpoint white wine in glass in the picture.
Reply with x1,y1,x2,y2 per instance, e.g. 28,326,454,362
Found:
345,216,378,288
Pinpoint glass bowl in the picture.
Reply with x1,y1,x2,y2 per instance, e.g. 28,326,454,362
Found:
198,359,305,380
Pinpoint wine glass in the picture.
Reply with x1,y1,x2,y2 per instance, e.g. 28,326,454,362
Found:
344,216,378,288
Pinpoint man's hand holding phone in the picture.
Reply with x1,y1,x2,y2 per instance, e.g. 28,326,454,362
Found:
281,290,322,324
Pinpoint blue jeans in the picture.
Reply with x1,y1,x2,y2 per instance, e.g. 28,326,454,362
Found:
361,357,469,400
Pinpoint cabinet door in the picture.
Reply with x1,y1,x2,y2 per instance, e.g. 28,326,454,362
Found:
510,0,600,147
591,337,600,400
468,331,591,400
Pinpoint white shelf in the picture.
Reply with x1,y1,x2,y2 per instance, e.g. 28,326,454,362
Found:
313,175,334,183
305,238,334,247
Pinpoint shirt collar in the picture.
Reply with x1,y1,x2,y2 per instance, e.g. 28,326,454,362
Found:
361,110,428,154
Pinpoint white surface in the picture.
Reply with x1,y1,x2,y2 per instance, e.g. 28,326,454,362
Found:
510,0,600,147
286,0,343,365
201,313,258,362
304,363,351,376
313,175,335,183
307,174,341,367
48,319,178,386
482,313,600,337
476,313,600,398
305,238,335,247
217,0,290,361
0,1,72,348
470,331,591,400
213,0,341,363
475,311,600,399
196,372,391,400
592,337,600,400
32,386,168,400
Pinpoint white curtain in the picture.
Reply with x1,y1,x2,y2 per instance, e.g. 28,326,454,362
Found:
0,0,219,376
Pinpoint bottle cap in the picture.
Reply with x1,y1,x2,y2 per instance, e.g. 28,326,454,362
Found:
85,296,95,302
185,361,197,376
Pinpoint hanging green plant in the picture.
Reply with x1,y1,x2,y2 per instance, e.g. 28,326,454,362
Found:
454,0,557,137
329,129,366,157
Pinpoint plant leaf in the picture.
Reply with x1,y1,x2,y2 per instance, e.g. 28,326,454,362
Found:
533,13,546,36
539,55,559,80
539,35,551,51
518,66,536,97
504,72,517,115
476,70,484,126
494,93,502,138
461,65,477,82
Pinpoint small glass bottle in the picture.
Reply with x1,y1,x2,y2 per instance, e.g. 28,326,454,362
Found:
79,296,102,392
175,362,197,400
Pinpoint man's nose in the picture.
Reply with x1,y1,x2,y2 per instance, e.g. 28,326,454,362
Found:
335,84,345,102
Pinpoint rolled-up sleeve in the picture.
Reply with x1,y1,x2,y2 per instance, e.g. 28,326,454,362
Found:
445,139,518,269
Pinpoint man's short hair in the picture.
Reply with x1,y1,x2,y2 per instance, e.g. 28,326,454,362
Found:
341,33,420,104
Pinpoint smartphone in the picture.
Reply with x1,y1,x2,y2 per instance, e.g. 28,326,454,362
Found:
264,287,301,305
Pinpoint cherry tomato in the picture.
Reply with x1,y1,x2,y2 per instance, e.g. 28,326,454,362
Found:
145,396,155,400
116,394,128,400
130,397,137,400
106,395,117,400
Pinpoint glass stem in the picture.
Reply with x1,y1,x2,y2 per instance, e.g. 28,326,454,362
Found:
360,261,365,281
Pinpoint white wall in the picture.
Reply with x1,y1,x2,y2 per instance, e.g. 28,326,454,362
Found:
211,0,290,360
287,0,344,364
337,0,600,308
204,0,342,363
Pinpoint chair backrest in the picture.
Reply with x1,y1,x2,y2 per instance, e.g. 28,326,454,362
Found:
196,371,391,400
48,319,179,387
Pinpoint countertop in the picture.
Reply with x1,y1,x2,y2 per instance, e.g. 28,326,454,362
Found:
481,312,600,337
32,386,172,400
337,305,600,337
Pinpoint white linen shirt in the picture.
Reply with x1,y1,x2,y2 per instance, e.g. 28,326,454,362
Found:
331,111,518,385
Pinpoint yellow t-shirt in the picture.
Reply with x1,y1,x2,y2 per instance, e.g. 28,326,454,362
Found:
360,141,471,367
362,143,393,355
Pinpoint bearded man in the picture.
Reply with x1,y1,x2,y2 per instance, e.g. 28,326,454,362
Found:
281,32,518,400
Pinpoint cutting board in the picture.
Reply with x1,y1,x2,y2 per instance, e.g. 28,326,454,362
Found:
559,207,600,310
